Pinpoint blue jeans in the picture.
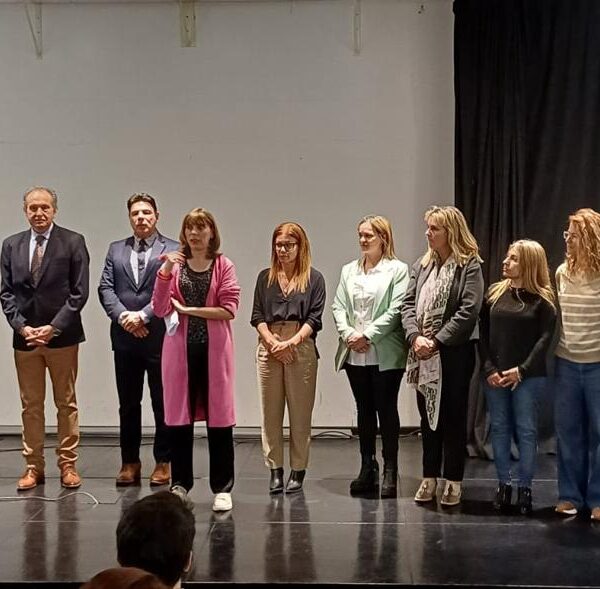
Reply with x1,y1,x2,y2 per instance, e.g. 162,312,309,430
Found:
485,377,545,487
555,357,600,509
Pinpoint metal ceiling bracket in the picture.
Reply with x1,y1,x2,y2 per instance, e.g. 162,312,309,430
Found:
24,2,42,59
353,0,361,56
179,0,196,48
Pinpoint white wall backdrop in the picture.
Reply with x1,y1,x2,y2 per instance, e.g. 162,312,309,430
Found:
0,0,454,430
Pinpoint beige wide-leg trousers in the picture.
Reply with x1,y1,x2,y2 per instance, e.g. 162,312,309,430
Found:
256,321,317,470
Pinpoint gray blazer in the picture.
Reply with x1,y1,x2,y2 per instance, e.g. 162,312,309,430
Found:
401,255,484,347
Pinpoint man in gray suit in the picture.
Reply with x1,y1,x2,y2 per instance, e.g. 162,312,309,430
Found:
99,193,179,486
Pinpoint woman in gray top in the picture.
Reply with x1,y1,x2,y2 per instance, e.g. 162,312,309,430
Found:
401,206,484,507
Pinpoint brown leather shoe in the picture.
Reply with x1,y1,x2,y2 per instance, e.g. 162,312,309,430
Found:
150,462,170,486
17,467,45,491
116,462,142,486
61,464,82,489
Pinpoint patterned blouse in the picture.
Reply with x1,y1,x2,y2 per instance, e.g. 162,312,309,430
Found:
179,262,213,344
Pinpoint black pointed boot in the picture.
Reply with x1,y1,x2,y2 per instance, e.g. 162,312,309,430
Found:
350,455,379,495
285,469,306,493
517,486,533,515
493,483,512,511
269,468,284,494
381,466,398,498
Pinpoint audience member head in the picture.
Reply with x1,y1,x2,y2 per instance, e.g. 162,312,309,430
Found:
564,208,600,278
81,567,170,589
116,491,195,588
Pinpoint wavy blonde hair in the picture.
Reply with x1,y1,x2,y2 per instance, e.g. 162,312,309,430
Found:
487,239,555,309
358,215,397,262
267,222,312,293
564,208,600,279
421,205,482,267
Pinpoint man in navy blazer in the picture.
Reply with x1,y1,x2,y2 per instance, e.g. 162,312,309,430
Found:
98,193,178,486
0,186,90,490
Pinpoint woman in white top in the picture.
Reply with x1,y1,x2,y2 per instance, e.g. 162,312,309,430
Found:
554,208,600,520
332,215,409,498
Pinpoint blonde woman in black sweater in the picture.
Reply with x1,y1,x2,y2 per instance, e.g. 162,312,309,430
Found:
480,239,556,515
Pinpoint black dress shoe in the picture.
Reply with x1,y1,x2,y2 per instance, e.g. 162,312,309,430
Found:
285,469,306,493
269,468,284,494
350,455,379,495
381,467,398,498
517,486,533,515
493,483,512,511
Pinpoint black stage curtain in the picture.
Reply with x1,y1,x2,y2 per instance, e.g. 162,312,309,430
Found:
454,0,600,457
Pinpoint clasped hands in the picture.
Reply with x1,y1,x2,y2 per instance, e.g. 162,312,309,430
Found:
121,312,149,338
21,325,55,347
265,334,298,365
487,367,521,390
346,332,370,353
412,335,438,360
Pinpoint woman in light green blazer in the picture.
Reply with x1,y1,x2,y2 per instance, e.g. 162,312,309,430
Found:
332,215,409,498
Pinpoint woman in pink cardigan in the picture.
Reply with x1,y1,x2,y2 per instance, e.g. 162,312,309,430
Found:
151,208,240,513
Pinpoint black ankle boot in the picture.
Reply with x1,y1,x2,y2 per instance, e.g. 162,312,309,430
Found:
269,468,284,494
350,456,379,495
493,483,512,511
517,486,533,515
285,469,306,493
381,467,398,498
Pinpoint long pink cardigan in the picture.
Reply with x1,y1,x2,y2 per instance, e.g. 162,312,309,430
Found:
151,254,240,427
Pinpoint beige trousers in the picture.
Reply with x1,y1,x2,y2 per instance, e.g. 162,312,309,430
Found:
256,321,318,470
14,344,80,470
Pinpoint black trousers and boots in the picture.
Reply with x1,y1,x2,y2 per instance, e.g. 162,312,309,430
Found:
169,342,234,493
345,364,404,496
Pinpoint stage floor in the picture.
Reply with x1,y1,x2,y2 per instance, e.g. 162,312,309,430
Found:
0,433,598,587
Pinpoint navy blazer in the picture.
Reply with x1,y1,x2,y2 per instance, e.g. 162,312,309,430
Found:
98,232,179,352
0,224,90,351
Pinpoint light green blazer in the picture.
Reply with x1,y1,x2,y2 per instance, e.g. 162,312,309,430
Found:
331,257,410,372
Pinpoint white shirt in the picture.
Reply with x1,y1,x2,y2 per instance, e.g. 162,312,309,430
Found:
29,223,54,268
347,260,389,366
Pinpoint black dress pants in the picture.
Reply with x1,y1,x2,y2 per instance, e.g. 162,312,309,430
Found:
114,349,170,464
344,364,404,467
170,341,235,493
416,342,475,482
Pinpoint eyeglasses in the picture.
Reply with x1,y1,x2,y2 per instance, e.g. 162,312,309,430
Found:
563,231,579,241
275,242,298,252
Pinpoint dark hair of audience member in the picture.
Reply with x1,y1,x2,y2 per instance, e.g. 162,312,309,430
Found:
80,567,170,589
116,491,195,587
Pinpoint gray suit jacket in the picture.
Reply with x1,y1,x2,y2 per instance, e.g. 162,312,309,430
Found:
401,255,484,347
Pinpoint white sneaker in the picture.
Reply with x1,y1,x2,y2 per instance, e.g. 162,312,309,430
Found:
212,492,233,512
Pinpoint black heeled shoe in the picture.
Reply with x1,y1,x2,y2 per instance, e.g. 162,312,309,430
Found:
269,468,284,494
493,483,512,511
350,455,379,495
381,467,398,498
517,486,533,515
285,469,306,493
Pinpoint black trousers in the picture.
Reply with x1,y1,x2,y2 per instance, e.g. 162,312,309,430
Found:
170,341,234,493
114,349,170,464
416,342,475,482
344,364,404,467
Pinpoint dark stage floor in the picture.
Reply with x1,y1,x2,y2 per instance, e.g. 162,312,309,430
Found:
0,433,598,587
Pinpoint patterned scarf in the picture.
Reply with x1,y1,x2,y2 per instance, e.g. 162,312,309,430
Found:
406,257,457,431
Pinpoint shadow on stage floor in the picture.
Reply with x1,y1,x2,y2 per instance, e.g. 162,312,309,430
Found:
0,433,597,588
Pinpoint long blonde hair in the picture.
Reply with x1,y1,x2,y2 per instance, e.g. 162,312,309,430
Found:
358,215,397,262
565,208,600,279
487,239,555,309
421,205,482,267
267,222,312,293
